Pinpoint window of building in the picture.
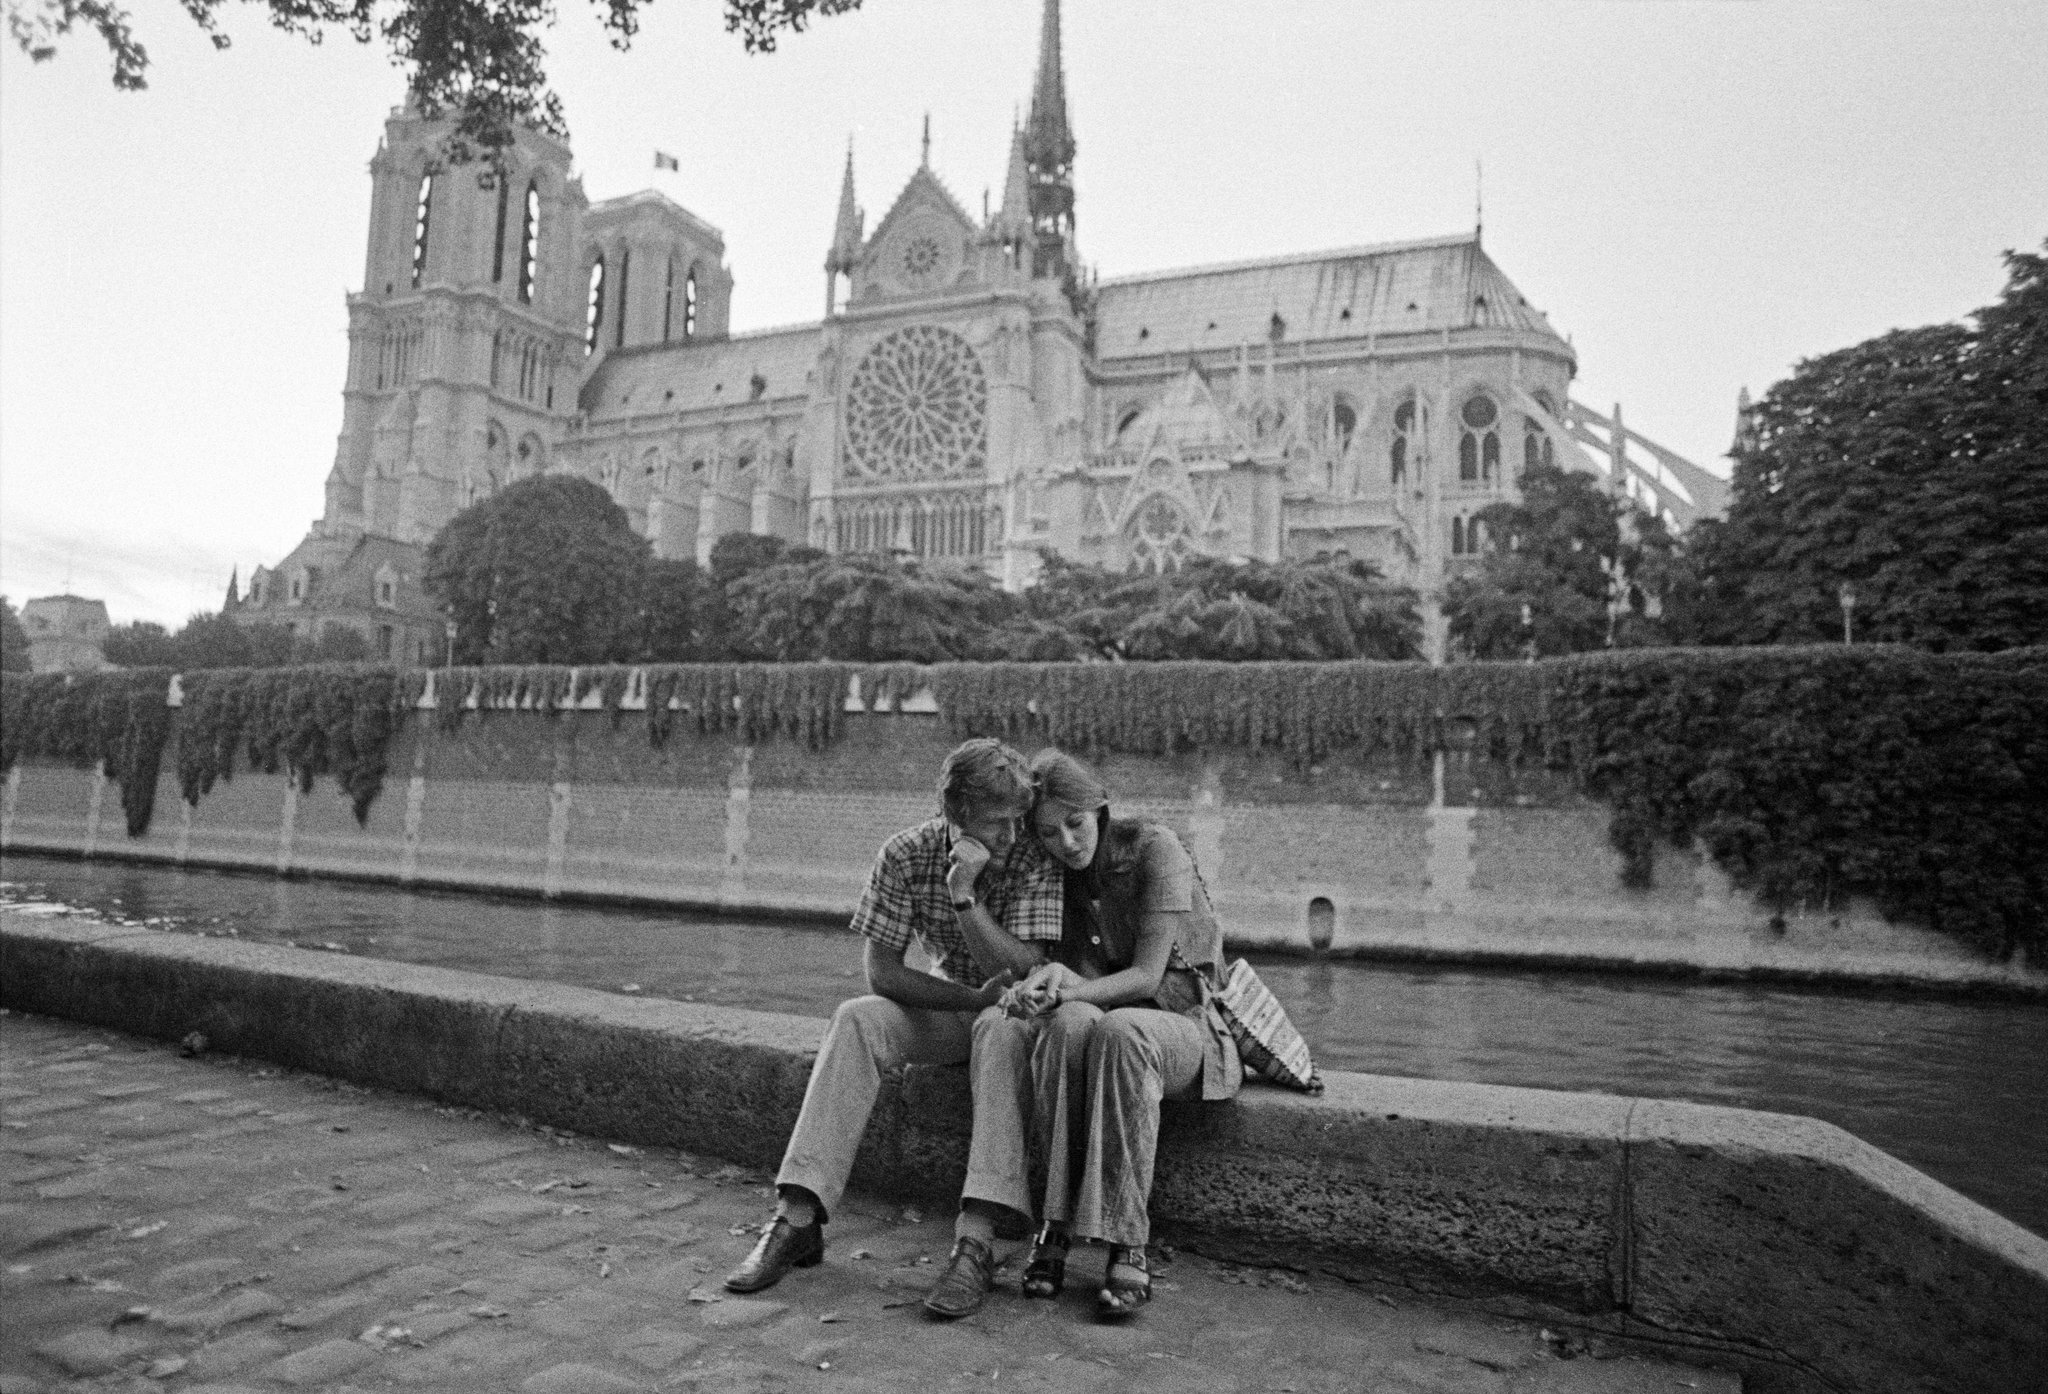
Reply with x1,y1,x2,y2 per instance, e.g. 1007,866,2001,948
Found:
410,174,434,288
288,571,307,605
1390,398,1416,486
683,268,698,339
1452,515,1485,555
586,255,606,354
663,254,677,342
1332,398,1357,451
491,178,509,283
375,569,397,609
377,625,394,661
1524,416,1555,472
1460,394,1500,484
518,182,540,303
615,248,630,350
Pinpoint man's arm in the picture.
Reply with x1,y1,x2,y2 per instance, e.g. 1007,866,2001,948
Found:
863,938,1008,1012
945,837,1048,980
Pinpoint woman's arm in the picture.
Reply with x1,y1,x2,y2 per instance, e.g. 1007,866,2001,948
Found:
1055,909,1179,1009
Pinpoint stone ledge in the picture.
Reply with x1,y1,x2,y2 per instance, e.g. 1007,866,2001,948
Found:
3,909,2043,1394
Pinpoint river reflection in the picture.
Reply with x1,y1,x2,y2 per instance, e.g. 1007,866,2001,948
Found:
5,852,2042,1237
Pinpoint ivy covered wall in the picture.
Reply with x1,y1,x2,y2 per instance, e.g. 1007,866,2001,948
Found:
5,648,2043,958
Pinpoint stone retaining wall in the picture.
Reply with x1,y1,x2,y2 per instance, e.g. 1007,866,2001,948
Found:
4,709,2041,996
4,910,2044,1394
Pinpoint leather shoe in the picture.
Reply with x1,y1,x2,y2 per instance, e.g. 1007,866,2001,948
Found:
723,1215,824,1293
923,1235,996,1319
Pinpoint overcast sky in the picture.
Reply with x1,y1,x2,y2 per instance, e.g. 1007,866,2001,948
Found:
2,0,2042,628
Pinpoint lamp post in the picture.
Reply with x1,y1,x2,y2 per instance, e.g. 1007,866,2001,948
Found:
1838,582,1856,645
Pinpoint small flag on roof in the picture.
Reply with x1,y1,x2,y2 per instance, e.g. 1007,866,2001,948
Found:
654,151,680,171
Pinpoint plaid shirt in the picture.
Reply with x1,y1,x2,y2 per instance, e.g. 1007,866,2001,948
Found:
849,818,1064,986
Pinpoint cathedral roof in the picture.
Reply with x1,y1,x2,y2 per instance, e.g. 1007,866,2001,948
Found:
1093,234,1566,361
580,322,823,420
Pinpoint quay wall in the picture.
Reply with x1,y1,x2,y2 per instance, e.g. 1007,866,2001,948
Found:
3,707,2040,995
4,910,2044,1394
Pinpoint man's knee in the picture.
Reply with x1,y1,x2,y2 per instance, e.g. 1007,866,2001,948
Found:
827,995,899,1053
972,1007,1033,1060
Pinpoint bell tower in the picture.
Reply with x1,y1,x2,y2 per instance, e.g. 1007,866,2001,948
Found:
323,105,588,546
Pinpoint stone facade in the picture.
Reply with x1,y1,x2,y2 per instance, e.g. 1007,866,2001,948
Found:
253,0,1725,663
21,595,110,674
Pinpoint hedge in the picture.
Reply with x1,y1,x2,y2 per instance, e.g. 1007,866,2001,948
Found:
4,647,2043,958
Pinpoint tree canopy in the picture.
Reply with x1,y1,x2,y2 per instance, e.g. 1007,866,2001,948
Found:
424,474,649,664
7,0,864,156
1686,242,2048,651
1443,464,1682,659
0,597,30,673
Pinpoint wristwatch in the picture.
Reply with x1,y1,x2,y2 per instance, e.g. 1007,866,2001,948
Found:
951,895,976,913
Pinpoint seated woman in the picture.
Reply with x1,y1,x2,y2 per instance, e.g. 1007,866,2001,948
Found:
1003,748,1242,1319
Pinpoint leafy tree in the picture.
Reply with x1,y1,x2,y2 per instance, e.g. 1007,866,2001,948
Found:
1027,553,1420,661
1,597,31,673
103,620,180,668
1443,464,1698,659
636,557,709,662
424,475,649,664
294,624,372,664
729,553,1025,662
1689,243,2048,651
173,611,297,669
6,0,862,158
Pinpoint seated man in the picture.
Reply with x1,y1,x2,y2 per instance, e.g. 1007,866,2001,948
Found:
724,737,1062,1316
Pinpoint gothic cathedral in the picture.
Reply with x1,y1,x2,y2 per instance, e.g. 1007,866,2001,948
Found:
238,0,1725,664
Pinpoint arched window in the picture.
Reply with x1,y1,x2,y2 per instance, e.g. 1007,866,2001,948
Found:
491,178,509,283
585,255,606,354
614,248,630,350
518,182,540,304
1331,398,1357,451
1459,394,1500,484
1390,398,1416,487
1524,416,1555,472
1451,516,1465,555
683,267,698,339
1452,515,1486,555
663,254,678,342
410,173,434,288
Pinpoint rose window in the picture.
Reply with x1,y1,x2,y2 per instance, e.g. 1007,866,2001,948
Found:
843,326,988,478
902,235,942,279
1127,494,1195,572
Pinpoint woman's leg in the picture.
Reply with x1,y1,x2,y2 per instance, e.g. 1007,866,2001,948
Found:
1070,1008,1206,1250
1029,999,1104,1227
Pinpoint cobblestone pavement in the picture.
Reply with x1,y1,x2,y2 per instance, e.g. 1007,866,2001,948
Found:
1,1010,1738,1393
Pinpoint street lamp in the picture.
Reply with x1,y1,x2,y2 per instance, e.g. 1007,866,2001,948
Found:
1838,582,1856,645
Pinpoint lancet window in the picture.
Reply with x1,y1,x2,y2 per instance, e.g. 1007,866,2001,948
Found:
410,174,434,288
586,255,606,354
1460,394,1500,484
518,183,540,304
684,268,698,339
491,179,509,284
1390,398,1417,487
615,249,630,350
663,255,678,342
1524,416,1555,472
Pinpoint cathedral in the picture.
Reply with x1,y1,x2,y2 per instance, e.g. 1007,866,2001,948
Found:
237,0,1725,665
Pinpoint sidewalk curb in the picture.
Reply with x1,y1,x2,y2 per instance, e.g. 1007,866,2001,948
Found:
4,909,2044,1394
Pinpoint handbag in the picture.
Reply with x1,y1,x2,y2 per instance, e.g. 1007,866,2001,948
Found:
1209,957,1324,1094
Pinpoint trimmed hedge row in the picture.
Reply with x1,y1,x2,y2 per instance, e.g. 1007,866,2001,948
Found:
5,648,2043,957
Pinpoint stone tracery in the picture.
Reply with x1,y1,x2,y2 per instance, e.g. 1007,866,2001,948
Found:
843,325,988,479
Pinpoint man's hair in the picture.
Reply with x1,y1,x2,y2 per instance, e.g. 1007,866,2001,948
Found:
938,737,1034,824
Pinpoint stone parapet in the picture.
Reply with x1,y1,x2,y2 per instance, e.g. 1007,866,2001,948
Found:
5,909,2043,1394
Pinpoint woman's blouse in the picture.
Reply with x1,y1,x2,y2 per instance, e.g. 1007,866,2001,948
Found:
1063,820,1242,1100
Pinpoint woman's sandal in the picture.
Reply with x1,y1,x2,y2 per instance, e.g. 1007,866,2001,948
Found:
1095,1244,1152,1319
1021,1224,1070,1299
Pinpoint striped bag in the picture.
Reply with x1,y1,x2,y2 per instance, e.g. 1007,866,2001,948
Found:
1211,958,1323,1093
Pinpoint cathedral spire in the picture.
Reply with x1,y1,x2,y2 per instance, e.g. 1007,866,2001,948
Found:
1021,0,1077,285
825,139,863,314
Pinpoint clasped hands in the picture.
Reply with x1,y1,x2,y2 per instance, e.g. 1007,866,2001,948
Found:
996,962,1081,1019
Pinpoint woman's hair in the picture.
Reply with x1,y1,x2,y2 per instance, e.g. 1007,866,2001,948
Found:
1028,748,1109,814
937,737,1034,824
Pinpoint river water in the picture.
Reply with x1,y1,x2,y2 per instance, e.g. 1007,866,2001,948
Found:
4,851,2042,1238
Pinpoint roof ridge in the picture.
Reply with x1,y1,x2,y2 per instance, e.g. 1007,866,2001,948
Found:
1098,233,1479,289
